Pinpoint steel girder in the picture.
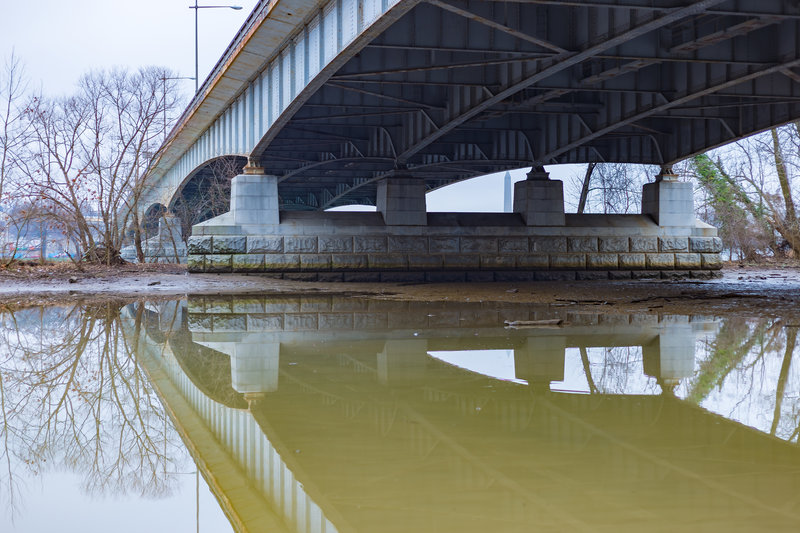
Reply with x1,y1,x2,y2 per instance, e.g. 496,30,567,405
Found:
251,0,800,210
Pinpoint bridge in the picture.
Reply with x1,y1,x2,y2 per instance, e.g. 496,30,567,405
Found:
127,297,800,533
139,0,800,279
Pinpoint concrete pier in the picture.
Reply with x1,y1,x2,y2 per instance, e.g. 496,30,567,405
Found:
187,168,722,280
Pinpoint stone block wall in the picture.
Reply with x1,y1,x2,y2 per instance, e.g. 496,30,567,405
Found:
187,218,723,281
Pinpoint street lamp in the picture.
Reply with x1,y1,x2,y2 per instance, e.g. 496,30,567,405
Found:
189,3,243,93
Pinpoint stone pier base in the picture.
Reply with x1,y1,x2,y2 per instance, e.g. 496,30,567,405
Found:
187,211,722,281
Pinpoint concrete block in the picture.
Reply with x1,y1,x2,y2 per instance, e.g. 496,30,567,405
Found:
354,312,388,329
354,236,388,253
659,237,688,252
646,253,675,269
444,255,480,269
534,271,576,281
408,254,443,269
344,272,381,282
231,298,265,313
586,253,619,269
531,236,567,253
460,237,498,253
499,237,529,253
187,255,205,272
380,272,426,283
609,270,632,279
331,254,368,270
318,313,354,330
285,313,319,330
568,237,598,253
577,271,610,280
388,236,427,253
369,254,409,270
188,236,213,254
212,236,246,254
691,270,717,279
317,273,345,282
689,237,723,253
212,314,247,332
206,254,233,272
599,236,629,253
232,254,265,272
319,236,352,253
701,253,723,270
495,271,534,282
550,254,585,269
264,254,300,270
517,254,550,268
618,253,646,269
514,179,565,225
429,236,459,253
300,254,332,270
661,271,691,280
283,273,318,281
630,237,658,253
284,237,317,253
641,180,694,226
425,271,467,282
674,253,701,269
631,270,661,279
247,314,283,331
480,255,515,269
247,236,283,253
377,177,427,226
231,174,280,225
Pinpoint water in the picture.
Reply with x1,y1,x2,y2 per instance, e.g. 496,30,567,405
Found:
1,297,799,532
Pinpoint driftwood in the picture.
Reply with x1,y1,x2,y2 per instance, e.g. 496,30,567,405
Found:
504,319,564,329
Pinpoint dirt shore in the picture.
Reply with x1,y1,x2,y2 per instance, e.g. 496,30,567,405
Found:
0,262,798,319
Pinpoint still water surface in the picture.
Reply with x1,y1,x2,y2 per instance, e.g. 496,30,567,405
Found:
1,296,799,532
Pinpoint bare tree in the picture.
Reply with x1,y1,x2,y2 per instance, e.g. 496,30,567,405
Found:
21,67,183,265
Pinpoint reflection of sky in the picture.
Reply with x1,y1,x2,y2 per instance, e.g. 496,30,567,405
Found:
428,350,526,384
426,329,800,443
2,467,231,533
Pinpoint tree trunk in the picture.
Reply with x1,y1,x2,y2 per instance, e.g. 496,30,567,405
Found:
771,128,800,251
577,162,596,214
133,210,144,263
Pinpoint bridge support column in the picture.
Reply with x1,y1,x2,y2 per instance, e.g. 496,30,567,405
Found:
513,166,565,226
376,176,427,225
643,324,695,392
231,164,279,226
230,341,280,394
378,339,428,384
642,166,694,226
514,336,567,387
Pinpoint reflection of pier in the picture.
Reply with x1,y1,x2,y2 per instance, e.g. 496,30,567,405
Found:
132,298,800,533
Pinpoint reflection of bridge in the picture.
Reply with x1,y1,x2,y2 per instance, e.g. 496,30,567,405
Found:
133,0,800,276
128,298,800,533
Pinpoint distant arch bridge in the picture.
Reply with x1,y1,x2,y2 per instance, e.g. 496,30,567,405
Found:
143,0,800,214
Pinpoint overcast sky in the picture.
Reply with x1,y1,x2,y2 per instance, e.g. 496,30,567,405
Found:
1,0,587,211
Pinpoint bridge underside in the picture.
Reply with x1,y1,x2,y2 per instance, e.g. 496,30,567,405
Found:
257,0,800,210
146,0,800,275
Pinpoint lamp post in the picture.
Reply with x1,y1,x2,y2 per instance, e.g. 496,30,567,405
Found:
189,3,243,93
160,75,196,138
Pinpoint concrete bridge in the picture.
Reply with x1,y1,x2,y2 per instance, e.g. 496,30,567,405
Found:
139,0,800,278
127,297,800,533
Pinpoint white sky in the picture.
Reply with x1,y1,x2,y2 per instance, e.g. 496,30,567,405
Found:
1,0,259,97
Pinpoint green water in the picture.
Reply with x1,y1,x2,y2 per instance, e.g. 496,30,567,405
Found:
1,297,799,532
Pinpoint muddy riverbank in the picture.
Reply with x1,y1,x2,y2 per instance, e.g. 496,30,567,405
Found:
0,262,798,319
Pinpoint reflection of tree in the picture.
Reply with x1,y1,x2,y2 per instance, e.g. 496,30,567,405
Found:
0,303,189,519
688,318,780,404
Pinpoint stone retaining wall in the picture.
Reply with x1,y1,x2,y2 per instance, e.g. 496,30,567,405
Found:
187,214,722,281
